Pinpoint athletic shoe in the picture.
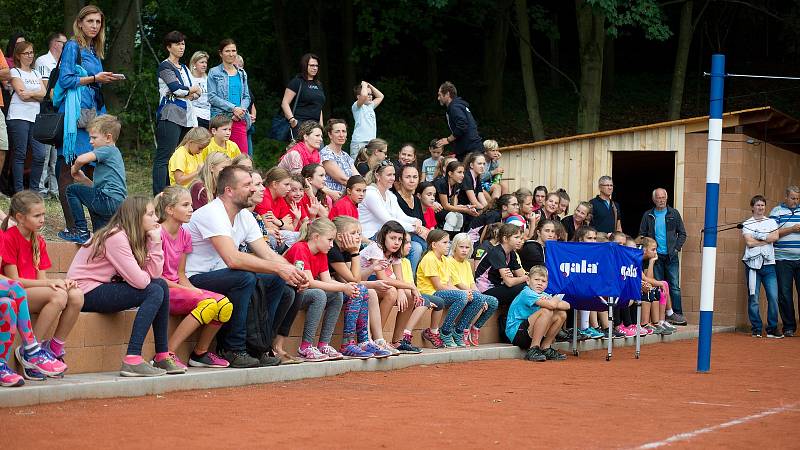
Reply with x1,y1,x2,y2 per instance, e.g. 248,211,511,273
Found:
784,330,795,337
297,346,329,362
440,331,457,348
20,366,47,381
555,329,570,342
341,342,373,359
767,331,785,339
258,353,282,367
152,354,187,374
188,351,230,368
221,349,260,368
659,324,674,336
422,328,444,348
469,327,481,346
543,347,567,361
580,327,603,340
646,324,663,335
610,327,626,339
618,325,636,338
667,312,687,326
120,361,167,377
525,347,546,362
15,345,67,377
318,345,344,361
452,330,466,347
394,338,422,354
637,325,652,336
0,362,24,387
375,339,401,356
661,321,678,333
752,331,762,338
57,229,90,245
361,341,392,358
41,339,65,361
576,328,590,341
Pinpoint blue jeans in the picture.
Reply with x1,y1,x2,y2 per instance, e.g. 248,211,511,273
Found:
82,278,169,356
408,234,426,277
746,264,779,334
775,259,800,333
65,183,122,232
654,253,683,314
7,119,46,193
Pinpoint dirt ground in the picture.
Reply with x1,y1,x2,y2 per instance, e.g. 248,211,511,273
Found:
3,333,800,449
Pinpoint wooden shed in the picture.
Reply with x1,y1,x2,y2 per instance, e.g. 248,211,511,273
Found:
498,107,800,329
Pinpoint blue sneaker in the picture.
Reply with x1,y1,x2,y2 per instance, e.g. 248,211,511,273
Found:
361,341,391,359
58,229,90,245
395,337,422,354
580,327,603,340
451,329,466,347
340,342,373,360
440,331,457,348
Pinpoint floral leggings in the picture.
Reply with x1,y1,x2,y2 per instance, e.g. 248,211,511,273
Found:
434,290,500,335
342,284,370,344
0,280,36,363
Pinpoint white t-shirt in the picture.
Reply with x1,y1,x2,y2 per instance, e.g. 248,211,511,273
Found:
742,216,778,265
351,101,376,144
190,73,210,121
8,68,43,122
35,51,57,80
184,198,263,277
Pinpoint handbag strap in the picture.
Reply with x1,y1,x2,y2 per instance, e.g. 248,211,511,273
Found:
292,77,303,116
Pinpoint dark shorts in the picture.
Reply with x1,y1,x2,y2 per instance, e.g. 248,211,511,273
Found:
642,287,660,303
511,319,532,349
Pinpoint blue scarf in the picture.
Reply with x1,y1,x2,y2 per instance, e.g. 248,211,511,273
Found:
53,64,87,164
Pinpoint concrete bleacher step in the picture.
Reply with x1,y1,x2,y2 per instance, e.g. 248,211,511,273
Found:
0,325,734,408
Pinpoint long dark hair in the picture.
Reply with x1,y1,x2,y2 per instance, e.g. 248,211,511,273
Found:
375,220,406,260
299,53,320,81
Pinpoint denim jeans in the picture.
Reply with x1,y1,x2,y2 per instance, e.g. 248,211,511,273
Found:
65,183,122,232
775,259,800,333
654,253,683,314
408,234,426,277
153,120,188,195
7,119,46,193
746,264,779,334
37,144,58,194
82,279,170,356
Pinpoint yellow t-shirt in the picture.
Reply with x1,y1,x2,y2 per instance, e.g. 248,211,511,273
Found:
400,258,413,284
447,256,475,288
202,138,240,159
416,252,450,296
168,145,204,186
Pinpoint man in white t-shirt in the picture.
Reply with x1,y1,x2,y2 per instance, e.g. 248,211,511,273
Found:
185,165,307,367
742,194,781,339
34,32,67,197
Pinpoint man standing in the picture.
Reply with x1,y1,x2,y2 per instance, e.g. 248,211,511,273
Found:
769,185,800,337
435,81,482,161
589,176,622,236
35,32,67,198
639,188,688,325
185,165,306,367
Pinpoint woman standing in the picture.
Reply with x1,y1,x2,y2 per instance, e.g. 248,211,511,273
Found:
320,119,358,196
55,5,122,231
153,31,200,196
208,39,251,155
189,51,210,129
280,53,325,138
7,41,46,192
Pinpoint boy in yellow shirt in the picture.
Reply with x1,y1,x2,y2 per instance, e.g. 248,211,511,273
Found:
202,115,241,159
168,127,212,187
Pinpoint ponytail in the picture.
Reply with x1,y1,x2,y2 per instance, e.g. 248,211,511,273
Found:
298,217,337,242
4,191,45,270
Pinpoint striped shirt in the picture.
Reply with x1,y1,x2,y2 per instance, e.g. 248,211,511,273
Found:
769,203,800,261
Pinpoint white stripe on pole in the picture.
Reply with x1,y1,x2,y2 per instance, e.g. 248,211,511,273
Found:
699,248,717,312
707,118,722,183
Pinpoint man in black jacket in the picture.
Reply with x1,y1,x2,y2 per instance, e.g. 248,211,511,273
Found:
435,81,482,161
639,188,688,325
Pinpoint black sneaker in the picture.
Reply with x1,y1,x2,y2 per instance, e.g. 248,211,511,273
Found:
667,313,688,326
555,329,570,342
767,331,784,339
395,338,422,354
525,347,546,362
221,349,259,368
785,330,795,337
258,353,282,367
543,347,567,361
752,331,762,338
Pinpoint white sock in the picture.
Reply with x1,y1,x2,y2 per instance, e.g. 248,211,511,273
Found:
667,308,674,316
579,310,590,329
430,328,439,334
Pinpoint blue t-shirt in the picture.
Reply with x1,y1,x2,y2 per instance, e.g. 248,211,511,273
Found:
506,285,542,341
654,209,667,254
228,74,242,107
92,145,128,202
351,101,376,144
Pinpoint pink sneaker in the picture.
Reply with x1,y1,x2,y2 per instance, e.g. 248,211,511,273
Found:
0,362,24,387
318,344,344,361
638,325,653,336
16,346,67,377
298,346,329,362
168,352,188,370
618,325,636,338
189,351,230,368
469,327,481,346
462,329,472,347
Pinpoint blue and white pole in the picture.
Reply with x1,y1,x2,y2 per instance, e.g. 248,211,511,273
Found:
697,54,725,373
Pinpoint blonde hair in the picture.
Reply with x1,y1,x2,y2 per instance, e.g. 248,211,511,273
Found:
332,215,359,234
189,51,209,71
637,236,657,254
355,138,388,168
231,153,252,167
88,196,151,267
298,218,337,242
2,191,45,270
73,5,106,59
449,232,473,257
483,139,499,151
87,115,121,141
196,152,230,205
155,185,190,222
178,127,212,150
529,265,548,279
434,156,456,179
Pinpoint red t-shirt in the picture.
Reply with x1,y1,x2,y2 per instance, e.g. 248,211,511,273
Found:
329,196,359,220
422,206,437,229
255,191,291,218
283,241,329,280
1,226,52,279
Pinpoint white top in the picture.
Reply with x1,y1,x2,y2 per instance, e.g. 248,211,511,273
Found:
8,68,43,122
357,185,417,238
184,198,263,277
190,73,210,121
350,101,376,144
742,216,778,265
35,51,57,79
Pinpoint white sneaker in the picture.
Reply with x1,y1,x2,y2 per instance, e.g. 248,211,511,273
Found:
375,338,400,356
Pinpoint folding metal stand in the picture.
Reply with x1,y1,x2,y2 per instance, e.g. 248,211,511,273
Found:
569,297,642,360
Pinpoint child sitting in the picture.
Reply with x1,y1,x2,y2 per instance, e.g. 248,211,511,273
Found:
329,175,367,220
168,127,212,187
202,115,241,159
447,233,499,346
59,115,128,244
481,139,506,199
421,139,443,182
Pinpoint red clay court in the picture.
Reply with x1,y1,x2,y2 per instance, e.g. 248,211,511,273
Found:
3,332,799,449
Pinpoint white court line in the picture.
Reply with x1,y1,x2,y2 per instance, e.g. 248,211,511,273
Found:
636,403,800,449
686,401,733,407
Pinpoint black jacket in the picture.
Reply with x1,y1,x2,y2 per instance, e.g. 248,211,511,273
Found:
446,97,482,160
639,206,687,256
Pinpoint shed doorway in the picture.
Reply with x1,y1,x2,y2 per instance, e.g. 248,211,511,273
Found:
611,151,676,235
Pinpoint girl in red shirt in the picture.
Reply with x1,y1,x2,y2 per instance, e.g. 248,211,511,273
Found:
329,175,366,220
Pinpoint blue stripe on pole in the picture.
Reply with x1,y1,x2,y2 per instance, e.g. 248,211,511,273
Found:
710,54,725,119
696,310,714,372
702,182,720,247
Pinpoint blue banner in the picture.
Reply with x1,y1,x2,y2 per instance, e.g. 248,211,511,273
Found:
544,242,643,311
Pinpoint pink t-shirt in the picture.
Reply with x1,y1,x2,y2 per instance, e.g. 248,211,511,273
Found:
359,241,398,279
160,226,192,283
